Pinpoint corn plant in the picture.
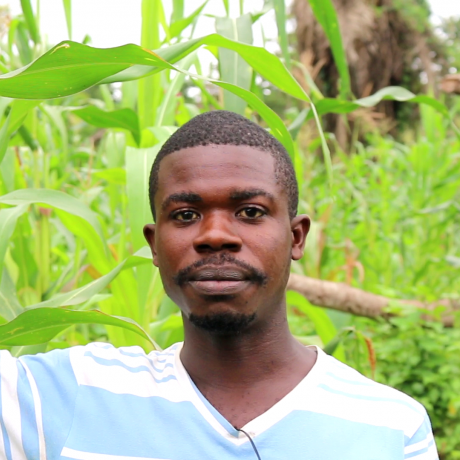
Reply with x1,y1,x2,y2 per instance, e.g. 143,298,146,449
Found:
0,0,455,357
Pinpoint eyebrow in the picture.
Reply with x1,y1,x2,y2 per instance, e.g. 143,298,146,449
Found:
229,188,275,202
161,192,203,211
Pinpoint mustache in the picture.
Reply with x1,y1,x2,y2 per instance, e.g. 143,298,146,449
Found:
173,253,268,287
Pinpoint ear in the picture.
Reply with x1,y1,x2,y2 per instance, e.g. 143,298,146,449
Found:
290,214,310,261
143,224,158,267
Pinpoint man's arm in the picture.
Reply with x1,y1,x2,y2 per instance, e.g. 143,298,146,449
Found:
0,348,79,459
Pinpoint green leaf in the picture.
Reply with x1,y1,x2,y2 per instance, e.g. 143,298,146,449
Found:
102,35,307,101
126,146,160,319
16,21,33,65
0,269,24,321
20,0,40,44
0,308,158,348
0,204,28,284
287,291,346,361
222,0,230,16
0,189,104,242
207,78,295,158
307,0,350,97
25,248,150,311
0,100,41,163
0,41,173,99
170,1,208,39
9,99,42,135
139,0,162,128
72,106,141,146
25,261,125,310
62,0,72,39
92,167,126,185
312,86,450,118
273,0,291,69
216,14,253,114
155,53,197,127
0,189,110,274
0,109,11,164
171,0,184,24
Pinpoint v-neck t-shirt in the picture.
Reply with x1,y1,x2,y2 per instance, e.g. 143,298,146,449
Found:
0,342,437,459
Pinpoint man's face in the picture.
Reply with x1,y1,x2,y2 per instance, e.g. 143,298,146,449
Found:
144,144,309,334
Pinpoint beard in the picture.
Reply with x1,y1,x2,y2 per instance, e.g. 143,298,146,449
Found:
188,311,256,336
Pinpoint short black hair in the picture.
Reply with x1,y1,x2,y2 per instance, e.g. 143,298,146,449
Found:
148,110,298,220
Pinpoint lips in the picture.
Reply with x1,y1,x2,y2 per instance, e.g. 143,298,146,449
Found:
187,266,252,295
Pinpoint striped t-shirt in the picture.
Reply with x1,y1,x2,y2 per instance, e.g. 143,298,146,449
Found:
0,342,437,460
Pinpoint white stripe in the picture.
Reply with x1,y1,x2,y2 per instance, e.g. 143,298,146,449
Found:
83,346,175,373
61,447,170,460
69,346,181,401
0,399,7,460
406,442,438,460
21,361,47,460
0,352,26,460
405,432,434,454
296,385,423,437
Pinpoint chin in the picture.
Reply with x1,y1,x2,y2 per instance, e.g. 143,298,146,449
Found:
188,310,257,336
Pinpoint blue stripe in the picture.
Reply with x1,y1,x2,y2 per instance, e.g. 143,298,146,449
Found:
17,361,39,458
325,371,374,386
20,348,79,459
105,350,175,373
318,383,424,413
117,349,147,358
94,344,113,349
64,388,405,460
405,439,435,458
83,352,177,383
0,353,14,460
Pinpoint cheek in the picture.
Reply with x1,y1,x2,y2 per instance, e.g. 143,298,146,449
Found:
249,227,291,272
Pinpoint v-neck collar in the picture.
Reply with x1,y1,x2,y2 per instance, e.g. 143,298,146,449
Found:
173,343,327,446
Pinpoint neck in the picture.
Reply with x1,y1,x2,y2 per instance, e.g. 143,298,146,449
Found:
180,307,308,390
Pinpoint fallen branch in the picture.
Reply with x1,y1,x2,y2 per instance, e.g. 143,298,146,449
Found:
287,273,458,327
440,73,460,95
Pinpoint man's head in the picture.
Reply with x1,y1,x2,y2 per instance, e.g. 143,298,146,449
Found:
148,110,299,221
144,111,310,336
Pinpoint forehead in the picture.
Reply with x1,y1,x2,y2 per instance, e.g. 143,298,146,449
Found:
155,144,281,199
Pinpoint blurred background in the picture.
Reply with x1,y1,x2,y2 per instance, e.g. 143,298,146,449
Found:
0,0,459,457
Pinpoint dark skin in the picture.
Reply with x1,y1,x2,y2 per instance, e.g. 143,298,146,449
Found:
144,144,316,429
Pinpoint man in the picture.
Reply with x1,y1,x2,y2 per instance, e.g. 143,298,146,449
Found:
0,111,437,460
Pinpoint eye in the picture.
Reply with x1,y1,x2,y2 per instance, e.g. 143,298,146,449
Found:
237,207,266,219
172,210,200,222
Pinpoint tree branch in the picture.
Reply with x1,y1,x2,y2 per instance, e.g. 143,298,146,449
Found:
287,273,458,327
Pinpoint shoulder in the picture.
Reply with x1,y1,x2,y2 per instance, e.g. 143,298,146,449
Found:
311,349,427,438
68,342,182,395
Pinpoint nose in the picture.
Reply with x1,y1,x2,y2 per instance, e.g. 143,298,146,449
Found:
193,212,242,253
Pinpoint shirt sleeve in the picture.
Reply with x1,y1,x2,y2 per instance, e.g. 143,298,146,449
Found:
404,409,439,460
0,347,79,460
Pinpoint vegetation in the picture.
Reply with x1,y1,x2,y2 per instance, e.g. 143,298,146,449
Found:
0,0,458,457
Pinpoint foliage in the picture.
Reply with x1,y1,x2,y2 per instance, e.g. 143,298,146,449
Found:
351,313,460,458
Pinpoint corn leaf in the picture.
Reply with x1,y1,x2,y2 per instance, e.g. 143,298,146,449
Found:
287,291,346,361
25,249,150,310
20,0,40,44
273,0,290,69
0,41,173,99
312,86,450,118
170,1,208,39
62,0,72,39
72,106,141,146
307,0,350,97
0,269,23,322
0,308,157,348
0,204,28,284
216,14,253,114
